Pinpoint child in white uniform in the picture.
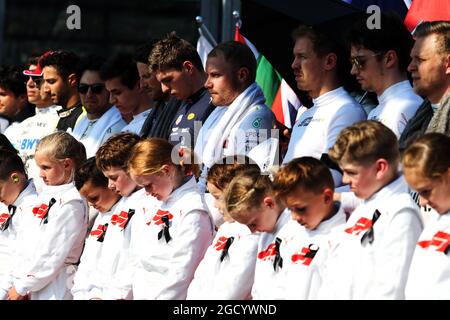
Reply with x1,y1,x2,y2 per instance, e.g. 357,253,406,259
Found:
223,168,292,300
6,132,88,300
92,131,153,300
128,138,214,299
273,157,346,299
71,157,121,299
187,156,260,300
319,120,422,300
403,133,450,299
0,151,38,298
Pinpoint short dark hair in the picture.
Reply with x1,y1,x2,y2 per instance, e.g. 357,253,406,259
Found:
347,12,414,72
291,24,350,85
0,151,26,181
134,39,159,64
39,50,80,80
0,65,27,97
149,31,203,72
75,157,109,190
414,20,450,55
100,52,139,89
208,41,257,84
78,54,106,75
0,133,17,154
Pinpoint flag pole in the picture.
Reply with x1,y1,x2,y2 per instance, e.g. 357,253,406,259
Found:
196,16,218,47
232,10,242,29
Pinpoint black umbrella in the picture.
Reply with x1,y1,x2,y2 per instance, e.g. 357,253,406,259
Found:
241,0,364,101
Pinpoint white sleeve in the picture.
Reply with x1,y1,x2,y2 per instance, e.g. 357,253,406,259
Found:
155,210,213,300
325,106,366,153
340,192,364,214
212,234,258,299
367,208,422,299
14,200,87,295
71,216,103,300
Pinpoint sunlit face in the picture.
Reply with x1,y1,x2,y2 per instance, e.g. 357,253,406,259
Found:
155,67,192,100
105,77,140,116
102,166,137,197
205,55,242,106
43,66,70,106
0,87,25,118
291,36,325,98
79,70,110,119
79,180,120,213
0,174,24,206
284,187,333,230
207,181,234,222
230,196,280,233
25,64,46,106
35,151,72,186
404,168,450,214
131,171,174,202
136,62,164,101
408,34,449,104
350,45,384,94
340,160,379,200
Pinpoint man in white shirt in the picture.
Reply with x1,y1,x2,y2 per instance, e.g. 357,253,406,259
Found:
100,53,153,135
283,25,366,186
348,13,422,139
72,54,126,157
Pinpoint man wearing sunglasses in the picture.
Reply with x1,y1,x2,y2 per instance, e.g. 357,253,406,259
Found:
283,25,366,187
40,50,84,133
347,13,423,140
100,53,153,135
72,55,126,158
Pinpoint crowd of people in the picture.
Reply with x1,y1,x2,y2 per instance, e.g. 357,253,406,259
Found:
0,13,448,300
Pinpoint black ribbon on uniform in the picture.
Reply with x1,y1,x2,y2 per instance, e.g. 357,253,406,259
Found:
158,215,172,243
97,223,108,243
1,205,17,231
273,237,283,271
305,244,320,259
41,198,56,225
361,209,381,246
220,237,235,262
121,209,135,230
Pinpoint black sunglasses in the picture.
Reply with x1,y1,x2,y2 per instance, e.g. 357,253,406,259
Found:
24,77,43,87
78,83,105,94
349,52,385,70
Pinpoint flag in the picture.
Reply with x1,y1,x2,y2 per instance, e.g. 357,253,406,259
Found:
235,25,301,128
197,27,215,69
404,0,450,33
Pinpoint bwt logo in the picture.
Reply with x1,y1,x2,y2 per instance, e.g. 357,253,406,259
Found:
66,5,81,30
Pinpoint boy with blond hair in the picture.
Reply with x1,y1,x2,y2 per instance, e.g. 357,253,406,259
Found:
319,120,422,299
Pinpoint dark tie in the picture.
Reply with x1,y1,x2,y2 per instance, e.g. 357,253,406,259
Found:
158,215,172,243
1,204,17,231
220,237,235,262
273,237,283,271
41,198,57,225
361,209,381,246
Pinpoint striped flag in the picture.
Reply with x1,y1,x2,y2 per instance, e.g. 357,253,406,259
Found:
197,27,215,69
234,25,301,128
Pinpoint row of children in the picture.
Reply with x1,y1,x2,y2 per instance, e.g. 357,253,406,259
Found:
0,119,449,299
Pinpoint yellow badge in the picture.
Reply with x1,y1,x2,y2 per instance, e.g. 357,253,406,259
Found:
187,113,195,120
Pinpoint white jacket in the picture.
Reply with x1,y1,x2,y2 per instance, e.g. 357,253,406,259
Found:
285,205,346,300
405,210,450,299
368,80,423,139
130,177,215,300
11,183,88,300
71,202,118,300
187,221,259,300
319,176,422,300
92,189,153,300
0,180,38,299
251,209,292,300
